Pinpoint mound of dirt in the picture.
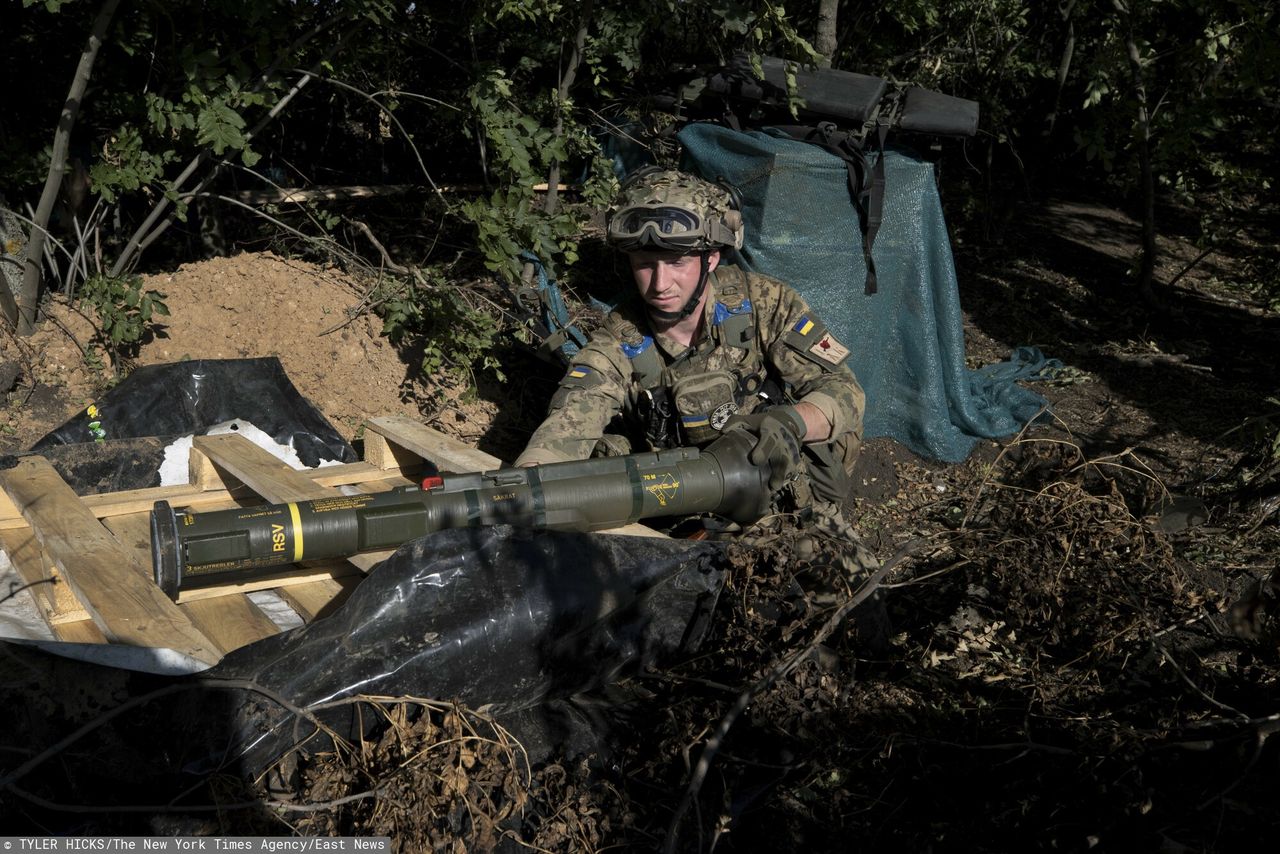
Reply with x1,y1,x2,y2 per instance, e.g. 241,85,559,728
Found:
1,252,498,455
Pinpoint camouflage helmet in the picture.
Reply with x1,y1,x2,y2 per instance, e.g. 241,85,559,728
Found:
606,168,744,253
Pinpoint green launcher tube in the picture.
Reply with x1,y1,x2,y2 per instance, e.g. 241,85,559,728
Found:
151,430,769,598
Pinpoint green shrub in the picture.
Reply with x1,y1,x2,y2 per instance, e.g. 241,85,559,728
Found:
78,273,169,369
377,271,505,388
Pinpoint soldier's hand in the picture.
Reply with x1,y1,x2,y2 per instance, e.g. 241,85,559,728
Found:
723,406,806,492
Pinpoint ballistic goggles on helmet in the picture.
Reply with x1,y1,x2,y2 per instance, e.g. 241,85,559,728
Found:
607,204,735,252
606,169,744,253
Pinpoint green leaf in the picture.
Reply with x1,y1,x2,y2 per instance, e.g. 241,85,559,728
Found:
196,100,247,155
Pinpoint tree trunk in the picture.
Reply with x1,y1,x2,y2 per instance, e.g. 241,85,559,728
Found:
1114,0,1157,301
11,0,121,335
815,0,839,68
1042,0,1078,137
542,1,593,219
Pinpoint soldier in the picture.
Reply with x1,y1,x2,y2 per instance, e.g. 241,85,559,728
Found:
515,167,865,513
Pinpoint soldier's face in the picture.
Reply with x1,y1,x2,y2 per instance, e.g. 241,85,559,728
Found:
628,250,720,316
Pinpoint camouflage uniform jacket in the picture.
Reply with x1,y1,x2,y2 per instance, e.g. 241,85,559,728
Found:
515,265,865,466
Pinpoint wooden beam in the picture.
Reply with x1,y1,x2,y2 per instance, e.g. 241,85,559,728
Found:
178,595,280,654
193,434,351,502
365,415,504,473
362,416,667,539
98,513,161,580
0,527,104,642
0,528,91,623
173,562,360,603
0,460,414,531
52,619,110,644
277,576,361,621
361,429,424,472
0,456,221,665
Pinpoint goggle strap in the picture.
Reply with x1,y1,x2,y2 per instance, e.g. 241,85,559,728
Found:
706,220,731,247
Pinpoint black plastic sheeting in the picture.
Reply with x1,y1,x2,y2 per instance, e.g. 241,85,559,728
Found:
209,524,726,773
24,436,172,496
31,358,356,490
0,526,726,828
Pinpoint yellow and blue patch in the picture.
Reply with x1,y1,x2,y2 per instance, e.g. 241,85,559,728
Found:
681,413,711,429
560,363,603,392
793,316,815,336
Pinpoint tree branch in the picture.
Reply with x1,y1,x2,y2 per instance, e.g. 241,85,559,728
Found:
11,0,121,335
108,17,355,278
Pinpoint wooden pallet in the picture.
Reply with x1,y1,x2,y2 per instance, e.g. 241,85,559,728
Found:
0,417,662,666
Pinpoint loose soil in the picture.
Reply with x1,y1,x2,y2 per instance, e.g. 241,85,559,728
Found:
0,251,500,457
2,193,1278,851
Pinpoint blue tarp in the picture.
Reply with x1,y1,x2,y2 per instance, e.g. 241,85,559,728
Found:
679,123,1056,462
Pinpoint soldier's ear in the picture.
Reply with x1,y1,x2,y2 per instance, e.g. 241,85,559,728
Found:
706,250,722,273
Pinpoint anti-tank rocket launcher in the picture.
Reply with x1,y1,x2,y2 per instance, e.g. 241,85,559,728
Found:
150,429,771,600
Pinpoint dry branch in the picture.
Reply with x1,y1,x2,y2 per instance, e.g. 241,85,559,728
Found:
663,539,925,854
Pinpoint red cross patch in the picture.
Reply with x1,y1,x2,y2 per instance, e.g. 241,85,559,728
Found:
809,333,849,365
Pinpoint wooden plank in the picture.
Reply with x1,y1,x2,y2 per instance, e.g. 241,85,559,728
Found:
0,483,190,530
188,444,225,491
0,460,411,531
0,528,91,623
99,513,164,579
276,576,360,621
179,595,280,653
365,415,503,472
103,512,281,654
362,429,423,472
174,562,360,603
52,619,110,644
363,416,667,539
0,456,221,665
0,527,104,641
194,434,343,502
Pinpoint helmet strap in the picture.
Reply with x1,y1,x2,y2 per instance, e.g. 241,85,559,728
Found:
647,252,712,324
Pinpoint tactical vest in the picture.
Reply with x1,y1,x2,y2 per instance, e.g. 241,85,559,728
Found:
609,268,776,449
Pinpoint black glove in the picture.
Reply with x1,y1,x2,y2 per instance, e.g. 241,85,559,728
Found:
723,406,806,492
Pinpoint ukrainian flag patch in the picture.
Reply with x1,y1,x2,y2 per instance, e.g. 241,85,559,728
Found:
793,317,815,336
681,414,711,428
567,366,592,379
